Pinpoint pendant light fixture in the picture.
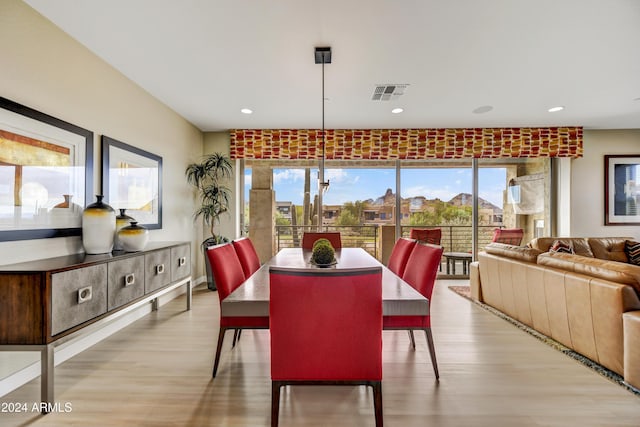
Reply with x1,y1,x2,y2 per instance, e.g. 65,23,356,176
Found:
315,46,331,229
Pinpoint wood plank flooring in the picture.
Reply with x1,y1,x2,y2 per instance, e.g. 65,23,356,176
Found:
2,279,639,426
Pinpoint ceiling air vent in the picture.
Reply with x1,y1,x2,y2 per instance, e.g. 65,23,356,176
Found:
371,84,409,101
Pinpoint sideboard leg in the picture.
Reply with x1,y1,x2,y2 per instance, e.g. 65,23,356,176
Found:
186,280,192,311
40,344,54,414
151,297,159,311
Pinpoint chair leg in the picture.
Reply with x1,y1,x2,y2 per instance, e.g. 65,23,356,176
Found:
407,330,416,350
271,381,282,427
372,381,383,427
212,327,228,378
232,329,240,347
424,328,439,380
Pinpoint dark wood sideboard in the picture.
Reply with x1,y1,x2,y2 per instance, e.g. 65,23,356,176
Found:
0,241,192,412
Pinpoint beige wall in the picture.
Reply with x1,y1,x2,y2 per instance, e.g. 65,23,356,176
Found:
570,129,640,239
0,1,204,276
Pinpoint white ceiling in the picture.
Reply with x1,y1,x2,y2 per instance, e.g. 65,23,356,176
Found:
24,0,640,131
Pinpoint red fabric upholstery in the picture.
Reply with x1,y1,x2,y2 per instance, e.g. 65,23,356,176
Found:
402,242,443,300
383,242,443,379
207,243,246,302
387,238,417,277
409,228,442,245
269,266,382,381
492,228,524,245
301,232,342,249
232,237,261,278
206,243,269,377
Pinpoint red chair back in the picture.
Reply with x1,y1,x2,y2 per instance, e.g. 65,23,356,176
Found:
409,228,442,245
232,237,261,277
301,232,342,249
206,243,246,302
492,228,524,245
269,266,382,381
387,237,417,277
402,243,444,300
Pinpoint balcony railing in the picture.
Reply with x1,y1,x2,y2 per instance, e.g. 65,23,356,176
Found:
400,225,498,253
275,224,501,264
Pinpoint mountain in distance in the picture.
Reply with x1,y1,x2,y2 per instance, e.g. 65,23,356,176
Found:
368,188,501,213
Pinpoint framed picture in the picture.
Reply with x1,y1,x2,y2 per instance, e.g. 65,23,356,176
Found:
101,136,162,229
0,97,93,241
605,154,640,225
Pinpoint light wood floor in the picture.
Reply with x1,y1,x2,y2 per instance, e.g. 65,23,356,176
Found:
2,279,639,426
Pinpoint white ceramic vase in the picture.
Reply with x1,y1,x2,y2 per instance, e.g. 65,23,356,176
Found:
82,195,116,254
114,208,135,251
117,221,149,252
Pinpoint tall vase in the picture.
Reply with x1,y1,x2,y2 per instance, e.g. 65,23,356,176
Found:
82,195,116,254
114,208,135,251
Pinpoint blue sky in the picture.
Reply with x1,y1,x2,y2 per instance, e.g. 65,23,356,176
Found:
245,167,507,207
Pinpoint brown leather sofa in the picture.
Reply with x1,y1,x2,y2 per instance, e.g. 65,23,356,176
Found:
470,237,640,390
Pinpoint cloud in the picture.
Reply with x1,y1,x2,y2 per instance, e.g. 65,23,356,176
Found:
273,169,306,184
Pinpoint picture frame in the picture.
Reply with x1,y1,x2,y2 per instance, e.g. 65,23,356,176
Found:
0,97,93,241
604,154,640,225
101,136,162,229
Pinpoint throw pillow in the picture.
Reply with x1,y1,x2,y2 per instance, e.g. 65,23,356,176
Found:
550,240,574,254
625,240,640,266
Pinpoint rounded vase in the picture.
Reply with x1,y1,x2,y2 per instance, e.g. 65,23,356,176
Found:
82,195,116,254
114,209,135,251
117,221,149,252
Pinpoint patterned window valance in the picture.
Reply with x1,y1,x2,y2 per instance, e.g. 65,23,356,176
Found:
230,127,582,160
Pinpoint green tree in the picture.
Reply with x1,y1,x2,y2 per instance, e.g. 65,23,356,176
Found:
335,210,360,226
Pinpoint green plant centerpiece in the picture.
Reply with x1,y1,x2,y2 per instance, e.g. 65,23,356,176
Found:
185,152,233,290
311,239,336,266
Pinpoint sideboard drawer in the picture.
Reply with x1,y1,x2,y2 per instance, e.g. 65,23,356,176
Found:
171,244,191,282
145,249,171,293
108,256,145,310
51,265,108,336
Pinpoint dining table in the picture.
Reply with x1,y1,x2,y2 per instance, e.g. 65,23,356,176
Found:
221,247,429,317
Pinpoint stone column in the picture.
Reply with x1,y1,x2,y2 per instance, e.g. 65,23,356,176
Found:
249,166,275,262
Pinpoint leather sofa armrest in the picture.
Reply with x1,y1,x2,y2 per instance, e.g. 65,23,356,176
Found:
623,311,640,390
484,243,542,263
469,261,482,302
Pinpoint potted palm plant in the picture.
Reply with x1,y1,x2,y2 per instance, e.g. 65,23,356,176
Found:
185,153,233,290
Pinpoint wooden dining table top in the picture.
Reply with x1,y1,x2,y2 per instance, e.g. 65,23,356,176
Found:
221,248,429,317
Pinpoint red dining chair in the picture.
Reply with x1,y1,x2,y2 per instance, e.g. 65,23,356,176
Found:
232,237,261,278
387,237,417,277
301,231,342,249
207,243,269,378
383,242,443,379
491,228,524,245
409,228,442,245
269,266,383,427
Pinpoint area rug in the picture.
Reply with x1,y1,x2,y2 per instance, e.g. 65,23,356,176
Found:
448,285,640,397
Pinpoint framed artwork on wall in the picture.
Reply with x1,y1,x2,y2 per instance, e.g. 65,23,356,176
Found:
604,154,640,225
0,97,93,241
101,136,162,229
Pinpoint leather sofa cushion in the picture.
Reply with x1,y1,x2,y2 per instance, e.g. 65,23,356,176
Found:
529,237,594,257
538,252,640,295
484,242,542,263
588,237,632,262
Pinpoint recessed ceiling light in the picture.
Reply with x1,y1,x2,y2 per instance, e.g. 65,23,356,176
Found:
472,105,493,114
391,108,403,114
240,108,253,114
548,106,564,112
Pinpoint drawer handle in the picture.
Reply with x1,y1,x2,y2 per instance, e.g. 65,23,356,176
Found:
156,264,165,275
124,273,135,287
78,286,92,304
178,257,186,267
